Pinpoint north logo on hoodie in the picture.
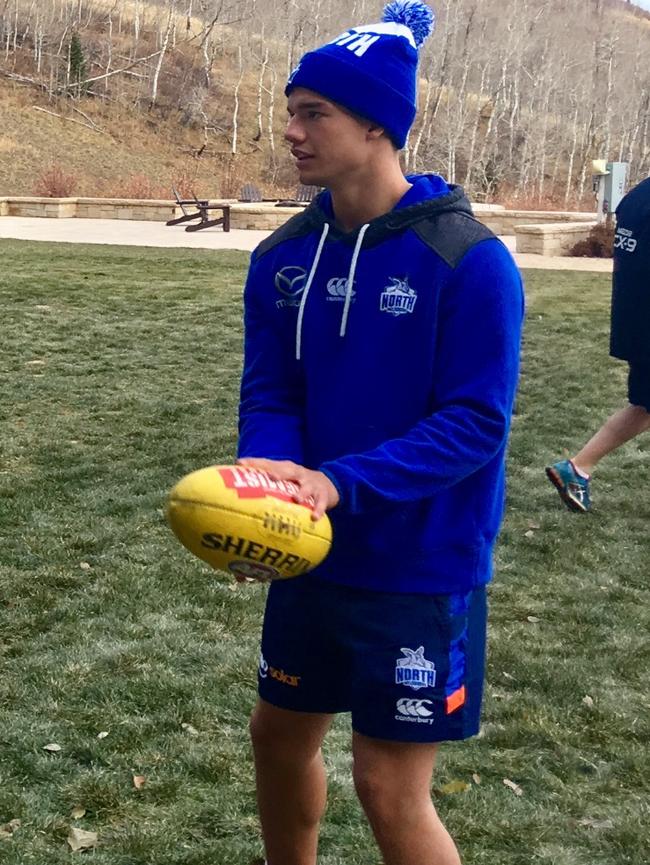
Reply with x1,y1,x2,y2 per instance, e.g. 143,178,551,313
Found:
380,277,417,316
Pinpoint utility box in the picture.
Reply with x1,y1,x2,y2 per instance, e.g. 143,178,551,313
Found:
604,162,628,215
591,160,628,221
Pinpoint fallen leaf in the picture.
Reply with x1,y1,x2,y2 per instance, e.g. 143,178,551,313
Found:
578,817,614,830
97,731,109,739
181,723,199,736
70,806,86,820
132,774,146,790
582,695,594,708
79,562,92,571
524,530,535,538
0,819,21,840
502,671,516,680
472,773,481,785
503,778,524,796
67,827,98,852
43,743,62,752
526,615,540,623
26,359,46,366
527,521,541,530
439,780,471,795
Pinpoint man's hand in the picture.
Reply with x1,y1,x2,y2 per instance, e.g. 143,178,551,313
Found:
237,458,339,520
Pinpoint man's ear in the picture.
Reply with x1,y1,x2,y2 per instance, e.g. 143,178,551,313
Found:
367,124,386,141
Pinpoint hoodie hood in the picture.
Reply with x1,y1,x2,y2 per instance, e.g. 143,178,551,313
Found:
290,175,473,357
301,175,472,247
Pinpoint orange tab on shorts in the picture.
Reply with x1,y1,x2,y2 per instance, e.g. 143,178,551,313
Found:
445,685,466,714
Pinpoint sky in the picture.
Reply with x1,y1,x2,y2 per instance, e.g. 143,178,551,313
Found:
631,0,650,10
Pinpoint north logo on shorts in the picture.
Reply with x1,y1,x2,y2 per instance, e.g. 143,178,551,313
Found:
395,646,436,690
395,698,434,725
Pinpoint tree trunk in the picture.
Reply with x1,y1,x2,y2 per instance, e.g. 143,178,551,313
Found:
150,2,175,108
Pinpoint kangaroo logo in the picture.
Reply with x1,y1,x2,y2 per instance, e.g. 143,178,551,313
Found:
395,647,436,691
380,277,417,316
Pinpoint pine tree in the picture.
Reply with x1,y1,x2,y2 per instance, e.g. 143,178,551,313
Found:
69,33,86,90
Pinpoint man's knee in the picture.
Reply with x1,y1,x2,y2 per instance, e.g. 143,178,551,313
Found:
352,759,428,822
352,762,392,820
249,701,331,763
352,736,438,821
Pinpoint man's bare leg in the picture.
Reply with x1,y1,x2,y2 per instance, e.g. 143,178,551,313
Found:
572,404,650,475
352,732,461,865
250,700,333,865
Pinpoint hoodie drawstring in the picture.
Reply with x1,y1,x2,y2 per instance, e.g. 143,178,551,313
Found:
340,223,369,338
295,220,370,359
296,222,329,360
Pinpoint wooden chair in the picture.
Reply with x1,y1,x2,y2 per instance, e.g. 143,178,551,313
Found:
296,184,320,203
239,183,263,202
275,185,322,208
166,187,230,232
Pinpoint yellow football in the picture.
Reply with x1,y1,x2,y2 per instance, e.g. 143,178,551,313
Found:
166,465,332,580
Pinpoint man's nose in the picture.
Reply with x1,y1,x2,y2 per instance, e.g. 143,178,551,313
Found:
285,115,305,144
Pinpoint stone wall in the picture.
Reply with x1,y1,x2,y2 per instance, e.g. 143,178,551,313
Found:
229,203,307,230
0,196,602,256
477,209,596,236
514,221,598,256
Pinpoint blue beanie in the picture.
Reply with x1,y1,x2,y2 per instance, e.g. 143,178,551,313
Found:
285,1,435,149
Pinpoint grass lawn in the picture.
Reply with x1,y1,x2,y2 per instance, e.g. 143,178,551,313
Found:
0,240,648,865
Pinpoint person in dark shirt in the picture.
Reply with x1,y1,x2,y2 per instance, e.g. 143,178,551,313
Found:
546,176,650,512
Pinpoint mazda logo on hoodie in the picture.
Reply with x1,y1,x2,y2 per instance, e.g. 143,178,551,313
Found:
275,266,307,297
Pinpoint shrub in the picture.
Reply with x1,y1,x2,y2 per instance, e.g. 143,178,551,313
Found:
569,221,615,258
119,174,170,200
32,164,77,197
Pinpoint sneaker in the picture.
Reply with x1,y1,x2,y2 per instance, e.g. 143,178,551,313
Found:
545,459,592,513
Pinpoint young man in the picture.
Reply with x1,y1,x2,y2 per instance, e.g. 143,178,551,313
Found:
237,3,524,863
546,176,650,513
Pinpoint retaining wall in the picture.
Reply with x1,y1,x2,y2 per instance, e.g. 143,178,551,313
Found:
0,196,601,255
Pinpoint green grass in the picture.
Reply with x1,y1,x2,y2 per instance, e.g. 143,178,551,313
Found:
1,241,648,865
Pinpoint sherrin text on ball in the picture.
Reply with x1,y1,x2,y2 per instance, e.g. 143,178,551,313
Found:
166,465,332,580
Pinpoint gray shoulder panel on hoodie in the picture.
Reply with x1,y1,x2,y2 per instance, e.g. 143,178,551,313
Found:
412,211,496,269
252,210,315,262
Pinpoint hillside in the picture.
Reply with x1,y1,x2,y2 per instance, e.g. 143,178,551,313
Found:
1,0,649,206
0,79,283,200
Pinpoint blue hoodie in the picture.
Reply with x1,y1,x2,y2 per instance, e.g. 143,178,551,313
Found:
238,175,524,594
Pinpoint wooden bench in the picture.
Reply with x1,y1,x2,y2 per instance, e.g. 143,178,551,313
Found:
166,188,231,232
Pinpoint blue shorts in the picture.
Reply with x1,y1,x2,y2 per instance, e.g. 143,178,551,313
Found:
258,576,487,742
628,362,650,412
